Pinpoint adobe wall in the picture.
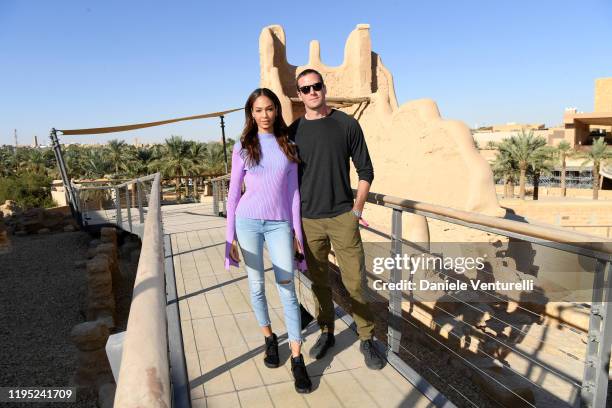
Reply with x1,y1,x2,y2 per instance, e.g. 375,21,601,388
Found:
259,24,504,240
594,77,612,112
498,198,612,239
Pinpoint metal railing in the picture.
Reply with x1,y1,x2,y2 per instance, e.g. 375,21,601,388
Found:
210,174,230,216
72,174,158,238
356,192,612,408
106,173,172,407
71,173,188,407
210,182,612,407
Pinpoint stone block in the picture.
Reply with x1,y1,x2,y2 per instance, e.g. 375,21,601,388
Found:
0,200,21,217
87,255,110,275
76,348,110,371
86,296,115,313
96,313,115,330
100,227,117,245
70,321,110,351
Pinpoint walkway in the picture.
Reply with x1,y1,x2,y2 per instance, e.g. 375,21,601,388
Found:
162,202,436,408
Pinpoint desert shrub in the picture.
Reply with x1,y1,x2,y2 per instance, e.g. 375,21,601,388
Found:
0,173,55,209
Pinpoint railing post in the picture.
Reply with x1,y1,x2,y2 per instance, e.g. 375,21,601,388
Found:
136,180,144,224
221,179,228,216
212,180,219,215
125,184,133,233
71,183,83,228
388,208,403,354
581,260,612,407
114,187,122,227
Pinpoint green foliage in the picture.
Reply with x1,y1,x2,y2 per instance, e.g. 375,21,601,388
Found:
0,134,234,205
0,173,55,209
492,130,553,199
577,137,611,199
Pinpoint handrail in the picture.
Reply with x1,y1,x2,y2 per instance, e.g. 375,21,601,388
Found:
114,173,170,407
364,191,612,260
358,189,612,407
210,174,230,182
205,179,612,406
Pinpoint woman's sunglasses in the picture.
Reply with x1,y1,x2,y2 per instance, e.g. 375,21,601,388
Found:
297,82,323,94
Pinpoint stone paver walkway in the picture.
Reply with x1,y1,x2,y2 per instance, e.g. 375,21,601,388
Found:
162,202,436,408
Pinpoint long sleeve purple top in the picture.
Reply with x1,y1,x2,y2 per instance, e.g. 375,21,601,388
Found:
224,133,306,271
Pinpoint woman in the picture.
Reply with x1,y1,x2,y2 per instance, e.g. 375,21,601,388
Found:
224,88,312,394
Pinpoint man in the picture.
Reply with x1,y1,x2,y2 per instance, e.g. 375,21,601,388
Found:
289,68,383,370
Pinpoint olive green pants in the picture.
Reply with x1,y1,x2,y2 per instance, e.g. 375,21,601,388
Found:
302,210,375,340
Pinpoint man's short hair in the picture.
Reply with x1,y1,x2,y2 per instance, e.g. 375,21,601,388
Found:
296,68,324,87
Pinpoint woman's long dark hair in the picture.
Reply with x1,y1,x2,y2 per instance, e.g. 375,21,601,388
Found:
240,88,299,167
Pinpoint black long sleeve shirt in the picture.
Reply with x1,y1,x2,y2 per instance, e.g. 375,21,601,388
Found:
289,109,374,219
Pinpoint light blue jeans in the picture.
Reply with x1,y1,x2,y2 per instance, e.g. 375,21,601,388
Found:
235,217,302,344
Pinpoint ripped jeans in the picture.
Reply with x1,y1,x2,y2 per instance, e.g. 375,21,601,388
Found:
235,217,302,344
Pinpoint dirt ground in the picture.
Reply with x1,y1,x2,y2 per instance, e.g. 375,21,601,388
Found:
0,229,139,408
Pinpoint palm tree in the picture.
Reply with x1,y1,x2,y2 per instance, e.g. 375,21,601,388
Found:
556,140,572,197
498,130,548,199
63,144,88,180
106,139,130,176
126,146,156,178
204,141,231,176
188,141,207,198
81,148,110,179
580,137,611,200
154,136,194,200
528,146,555,200
0,146,17,177
492,145,519,198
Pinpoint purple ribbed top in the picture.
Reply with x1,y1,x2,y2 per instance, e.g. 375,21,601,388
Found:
224,133,306,271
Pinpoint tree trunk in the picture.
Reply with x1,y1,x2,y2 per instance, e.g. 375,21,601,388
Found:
560,154,567,197
533,172,540,200
519,164,527,199
175,177,181,200
504,179,515,198
593,164,600,200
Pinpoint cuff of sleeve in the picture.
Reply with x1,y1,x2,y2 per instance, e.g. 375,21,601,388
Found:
358,174,374,184
224,242,239,270
225,257,239,270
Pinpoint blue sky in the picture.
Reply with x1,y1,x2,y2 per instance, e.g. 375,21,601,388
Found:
1,0,611,146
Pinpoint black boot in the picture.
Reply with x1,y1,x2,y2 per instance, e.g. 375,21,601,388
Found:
360,339,384,370
291,354,312,394
263,333,279,368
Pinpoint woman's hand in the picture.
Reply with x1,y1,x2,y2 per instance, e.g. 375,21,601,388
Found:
293,236,302,253
229,240,240,263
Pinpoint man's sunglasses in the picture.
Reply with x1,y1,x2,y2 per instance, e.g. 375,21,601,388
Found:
297,82,323,94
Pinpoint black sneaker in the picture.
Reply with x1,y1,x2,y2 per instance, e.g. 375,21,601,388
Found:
360,339,384,370
308,332,335,360
291,354,313,394
263,333,279,368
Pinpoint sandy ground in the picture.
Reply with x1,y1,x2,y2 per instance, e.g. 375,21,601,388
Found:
0,231,96,407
